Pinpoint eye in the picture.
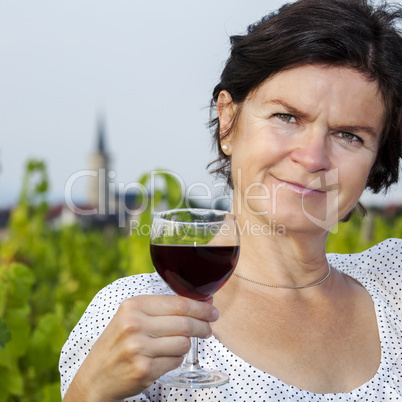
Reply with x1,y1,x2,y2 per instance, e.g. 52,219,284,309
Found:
275,113,296,123
338,132,363,144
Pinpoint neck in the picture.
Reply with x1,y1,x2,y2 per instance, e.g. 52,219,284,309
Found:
233,213,330,288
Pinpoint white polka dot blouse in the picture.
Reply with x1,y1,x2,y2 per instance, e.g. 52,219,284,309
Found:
59,238,402,401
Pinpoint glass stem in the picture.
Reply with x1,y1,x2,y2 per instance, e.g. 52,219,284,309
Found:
185,337,199,366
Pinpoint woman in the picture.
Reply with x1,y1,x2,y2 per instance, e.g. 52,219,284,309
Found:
60,0,402,400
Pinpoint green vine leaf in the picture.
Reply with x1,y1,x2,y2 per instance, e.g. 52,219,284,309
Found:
0,318,11,349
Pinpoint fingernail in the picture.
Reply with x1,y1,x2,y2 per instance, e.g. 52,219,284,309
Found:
211,308,220,321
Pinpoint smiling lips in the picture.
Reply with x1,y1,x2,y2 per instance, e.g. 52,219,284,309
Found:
282,180,325,195
267,173,339,197
272,175,330,196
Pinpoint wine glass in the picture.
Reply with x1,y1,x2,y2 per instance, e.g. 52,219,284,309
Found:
150,208,240,388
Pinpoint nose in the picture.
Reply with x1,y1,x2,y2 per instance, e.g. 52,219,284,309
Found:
290,129,331,173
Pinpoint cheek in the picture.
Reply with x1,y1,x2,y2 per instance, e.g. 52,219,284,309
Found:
336,145,378,188
337,167,370,212
327,151,377,218
230,149,268,192
230,133,287,175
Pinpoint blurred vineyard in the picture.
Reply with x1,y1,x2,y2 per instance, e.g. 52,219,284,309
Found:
0,160,401,401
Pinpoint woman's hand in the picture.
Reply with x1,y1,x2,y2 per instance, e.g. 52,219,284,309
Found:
63,295,219,402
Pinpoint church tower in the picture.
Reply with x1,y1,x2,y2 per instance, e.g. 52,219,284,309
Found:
88,115,111,214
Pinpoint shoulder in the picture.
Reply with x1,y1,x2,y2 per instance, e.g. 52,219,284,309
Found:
327,238,402,302
328,238,402,269
99,272,172,298
87,272,173,312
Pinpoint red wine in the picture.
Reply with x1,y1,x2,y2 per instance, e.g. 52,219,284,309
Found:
150,244,240,300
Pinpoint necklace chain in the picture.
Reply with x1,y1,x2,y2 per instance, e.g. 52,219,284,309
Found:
233,262,332,289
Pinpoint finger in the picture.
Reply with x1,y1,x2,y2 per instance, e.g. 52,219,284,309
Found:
124,295,220,322
144,315,213,339
149,355,185,380
145,335,192,358
111,355,184,398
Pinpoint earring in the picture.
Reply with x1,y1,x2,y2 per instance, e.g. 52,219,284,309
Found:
222,144,228,152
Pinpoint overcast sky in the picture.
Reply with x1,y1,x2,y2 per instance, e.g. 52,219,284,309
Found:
0,0,401,209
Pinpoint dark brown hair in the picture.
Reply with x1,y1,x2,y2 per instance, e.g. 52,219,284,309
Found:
209,0,402,198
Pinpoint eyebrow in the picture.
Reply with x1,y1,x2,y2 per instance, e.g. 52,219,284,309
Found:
265,99,379,138
267,99,309,120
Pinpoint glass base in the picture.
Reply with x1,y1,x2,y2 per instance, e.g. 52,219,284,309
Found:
157,363,229,389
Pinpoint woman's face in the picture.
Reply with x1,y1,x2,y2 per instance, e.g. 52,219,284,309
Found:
219,65,385,233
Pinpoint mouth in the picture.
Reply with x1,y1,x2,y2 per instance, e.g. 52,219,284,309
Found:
272,176,328,196
283,181,324,195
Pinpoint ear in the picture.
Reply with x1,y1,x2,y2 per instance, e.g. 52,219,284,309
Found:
217,90,236,143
